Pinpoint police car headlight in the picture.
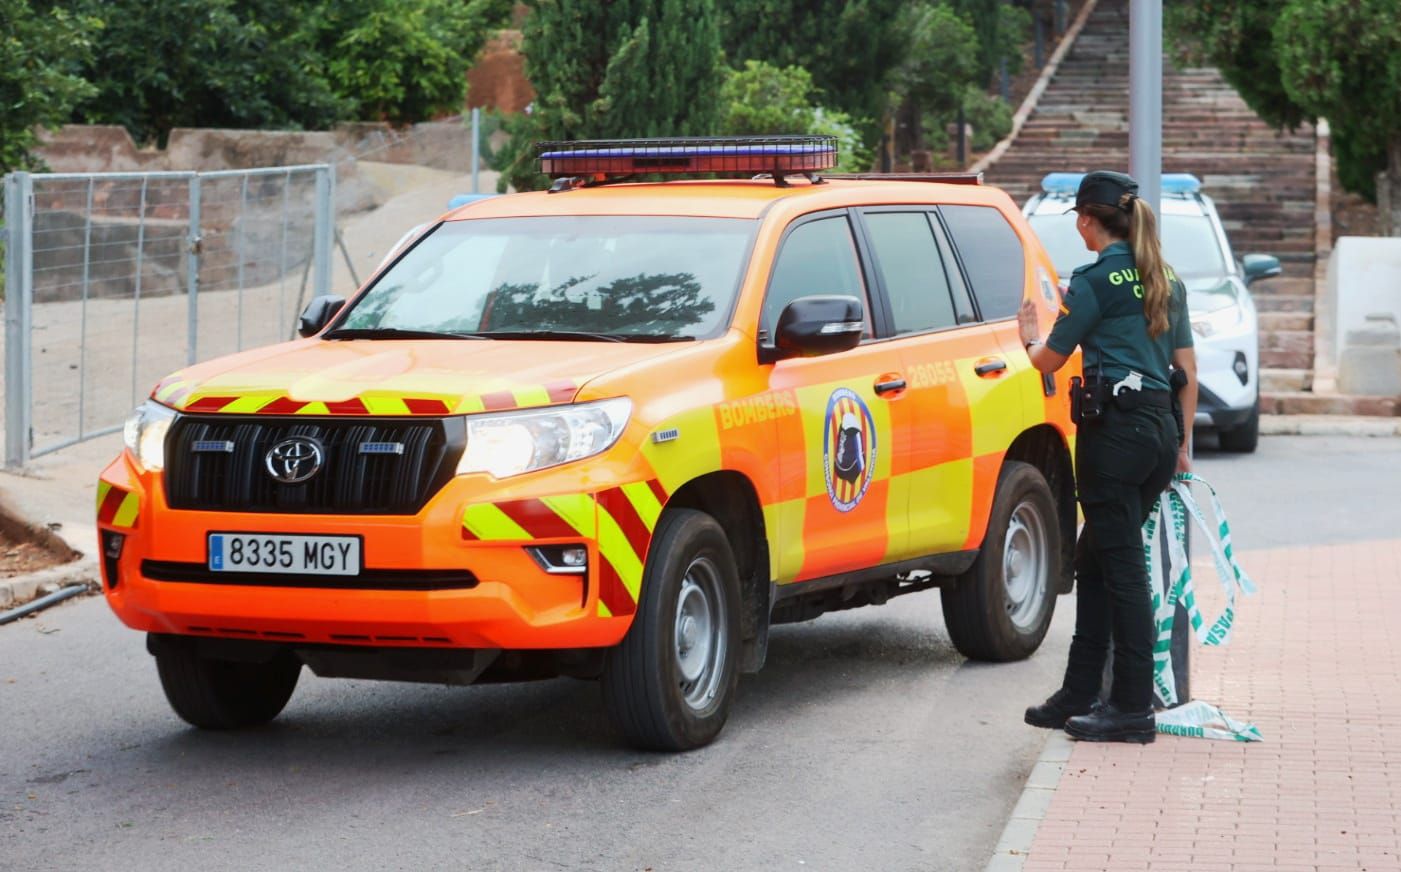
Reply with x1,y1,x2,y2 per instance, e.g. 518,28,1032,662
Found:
457,398,632,479
122,400,176,472
1191,303,1244,338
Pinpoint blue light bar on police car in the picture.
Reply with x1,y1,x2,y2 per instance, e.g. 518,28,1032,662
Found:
1040,172,1085,194
1161,173,1202,195
537,135,837,178
1042,172,1203,197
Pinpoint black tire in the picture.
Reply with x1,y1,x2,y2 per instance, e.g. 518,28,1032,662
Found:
941,461,1061,662
1218,400,1260,453
154,639,301,729
601,509,741,751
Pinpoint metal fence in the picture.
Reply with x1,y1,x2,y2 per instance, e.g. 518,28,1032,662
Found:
3,164,334,467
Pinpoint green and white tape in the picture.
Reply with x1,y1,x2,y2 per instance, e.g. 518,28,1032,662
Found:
1141,472,1262,740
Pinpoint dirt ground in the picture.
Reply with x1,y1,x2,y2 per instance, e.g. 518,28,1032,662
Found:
0,528,66,579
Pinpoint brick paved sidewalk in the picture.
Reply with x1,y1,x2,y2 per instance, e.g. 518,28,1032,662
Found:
1020,538,1401,872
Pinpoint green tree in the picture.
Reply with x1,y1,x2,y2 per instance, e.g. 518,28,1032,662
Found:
503,0,726,191
889,1,981,155
951,0,1031,85
0,0,99,172
721,0,906,147
717,60,872,172
1170,0,1401,233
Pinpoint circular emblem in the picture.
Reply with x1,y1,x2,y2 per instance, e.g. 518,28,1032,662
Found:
264,436,325,484
823,388,877,513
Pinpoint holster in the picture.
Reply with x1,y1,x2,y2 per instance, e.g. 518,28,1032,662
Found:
1069,376,1107,426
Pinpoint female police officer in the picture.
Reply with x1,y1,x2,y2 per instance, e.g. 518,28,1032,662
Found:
1017,170,1197,743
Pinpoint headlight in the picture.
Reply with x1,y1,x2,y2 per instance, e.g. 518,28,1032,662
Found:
122,400,177,472
1191,303,1244,338
457,398,632,479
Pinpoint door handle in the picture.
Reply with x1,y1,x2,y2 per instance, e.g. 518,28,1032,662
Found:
974,359,1007,377
874,376,907,395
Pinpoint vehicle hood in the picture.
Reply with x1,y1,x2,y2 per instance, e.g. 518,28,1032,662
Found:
1182,274,1244,315
151,338,680,416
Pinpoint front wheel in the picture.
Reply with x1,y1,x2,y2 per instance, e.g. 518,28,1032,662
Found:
601,509,741,751
941,461,1061,662
1218,399,1260,453
154,637,301,729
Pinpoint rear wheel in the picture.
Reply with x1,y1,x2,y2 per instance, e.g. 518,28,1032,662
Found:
941,461,1060,662
601,509,740,751
1218,400,1260,453
154,638,301,729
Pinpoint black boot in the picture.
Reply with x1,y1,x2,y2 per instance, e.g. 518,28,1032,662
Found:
1064,702,1156,744
1024,689,1098,729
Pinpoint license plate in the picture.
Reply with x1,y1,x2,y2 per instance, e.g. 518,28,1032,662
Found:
208,533,361,575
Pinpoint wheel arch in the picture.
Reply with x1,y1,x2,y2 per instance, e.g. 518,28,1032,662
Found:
662,470,772,673
1004,425,1076,594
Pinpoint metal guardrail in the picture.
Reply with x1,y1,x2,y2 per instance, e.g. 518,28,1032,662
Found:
2,164,335,467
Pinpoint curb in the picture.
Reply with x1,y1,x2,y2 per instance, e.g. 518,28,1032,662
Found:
1261,414,1401,437
984,731,1073,872
0,557,100,610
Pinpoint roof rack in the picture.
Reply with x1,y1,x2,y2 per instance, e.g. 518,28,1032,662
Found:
537,135,838,190
824,172,983,185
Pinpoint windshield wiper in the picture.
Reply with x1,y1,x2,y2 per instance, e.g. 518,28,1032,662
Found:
463,330,695,343
321,327,484,341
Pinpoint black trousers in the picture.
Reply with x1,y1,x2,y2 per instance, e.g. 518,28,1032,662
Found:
1062,403,1179,710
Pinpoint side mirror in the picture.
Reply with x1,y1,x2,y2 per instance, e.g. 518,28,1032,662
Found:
1241,253,1282,286
768,295,864,361
298,295,345,337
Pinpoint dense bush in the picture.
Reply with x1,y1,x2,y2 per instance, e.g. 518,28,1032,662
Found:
0,0,99,173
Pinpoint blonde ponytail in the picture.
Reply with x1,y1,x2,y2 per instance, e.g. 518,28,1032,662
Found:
1128,196,1172,338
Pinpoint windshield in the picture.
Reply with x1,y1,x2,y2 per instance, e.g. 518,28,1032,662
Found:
1028,211,1229,279
336,216,756,340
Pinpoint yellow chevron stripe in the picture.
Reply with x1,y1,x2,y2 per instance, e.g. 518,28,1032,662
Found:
462,503,532,541
540,493,597,538
597,600,613,618
362,395,411,415
154,379,190,404
512,385,552,408
595,505,643,601
620,481,662,531
223,395,275,414
294,401,330,415
96,481,112,512
112,492,140,528
454,395,487,414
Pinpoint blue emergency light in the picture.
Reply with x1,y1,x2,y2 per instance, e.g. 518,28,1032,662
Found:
1041,172,1204,196
537,135,838,180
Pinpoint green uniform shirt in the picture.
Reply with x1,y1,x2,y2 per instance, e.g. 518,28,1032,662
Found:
1045,240,1193,391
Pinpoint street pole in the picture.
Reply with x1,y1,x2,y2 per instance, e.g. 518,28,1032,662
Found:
1129,0,1162,215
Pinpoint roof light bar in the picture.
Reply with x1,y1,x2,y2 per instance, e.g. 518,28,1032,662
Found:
1040,172,1085,194
537,135,838,178
1161,173,1202,195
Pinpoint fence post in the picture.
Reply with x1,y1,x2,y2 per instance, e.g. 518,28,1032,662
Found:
312,165,333,298
4,172,34,469
186,175,202,366
471,107,481,195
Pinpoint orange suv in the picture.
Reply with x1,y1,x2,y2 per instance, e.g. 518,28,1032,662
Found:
99,137,1079,750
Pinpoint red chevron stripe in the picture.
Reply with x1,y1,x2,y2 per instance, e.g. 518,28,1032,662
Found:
599,487,651,562
496,499,579,540
646,478,668,505
259,397,308,414
404,398,451,415
597,560,635,616
325,398,370,415
460,525,480,541
97,487,126,525
480,391,517,412
544,380,576,403
186,396,238,412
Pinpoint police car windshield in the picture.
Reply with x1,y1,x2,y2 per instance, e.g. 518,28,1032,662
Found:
1028,212,1228,279
338,216,755,340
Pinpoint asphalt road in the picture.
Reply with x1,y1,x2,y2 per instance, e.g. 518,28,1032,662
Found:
2,436,1397,871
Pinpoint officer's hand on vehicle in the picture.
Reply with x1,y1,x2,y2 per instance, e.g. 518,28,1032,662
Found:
1017,299,1039,347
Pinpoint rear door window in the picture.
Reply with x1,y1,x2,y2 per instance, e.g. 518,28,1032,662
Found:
762,215,871,338
939,205,1027,320
861,211,959,336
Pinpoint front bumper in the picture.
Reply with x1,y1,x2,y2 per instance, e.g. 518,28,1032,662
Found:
1192,318,1259,428
97,453,660,651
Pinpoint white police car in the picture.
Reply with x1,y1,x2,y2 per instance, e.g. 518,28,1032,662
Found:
1023,173,1279,452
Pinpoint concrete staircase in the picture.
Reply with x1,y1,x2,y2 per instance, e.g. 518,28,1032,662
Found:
982,0,1381,416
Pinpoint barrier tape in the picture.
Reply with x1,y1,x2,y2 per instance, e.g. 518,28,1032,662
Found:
1142,472,1262,741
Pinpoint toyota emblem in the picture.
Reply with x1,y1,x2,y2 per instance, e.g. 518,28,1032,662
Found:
265,437,325,484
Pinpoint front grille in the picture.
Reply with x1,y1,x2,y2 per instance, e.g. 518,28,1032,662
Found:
142,560,478,590
164,415,466,515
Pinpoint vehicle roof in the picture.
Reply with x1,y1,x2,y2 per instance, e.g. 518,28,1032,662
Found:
1025,190,1209,218
443,178,1017,222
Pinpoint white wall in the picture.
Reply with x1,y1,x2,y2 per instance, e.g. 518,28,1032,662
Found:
1325,236,1401,366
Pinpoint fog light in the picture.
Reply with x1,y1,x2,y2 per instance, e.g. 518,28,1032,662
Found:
101,531,125,590
1233,352,1249,385
527,545,588,575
